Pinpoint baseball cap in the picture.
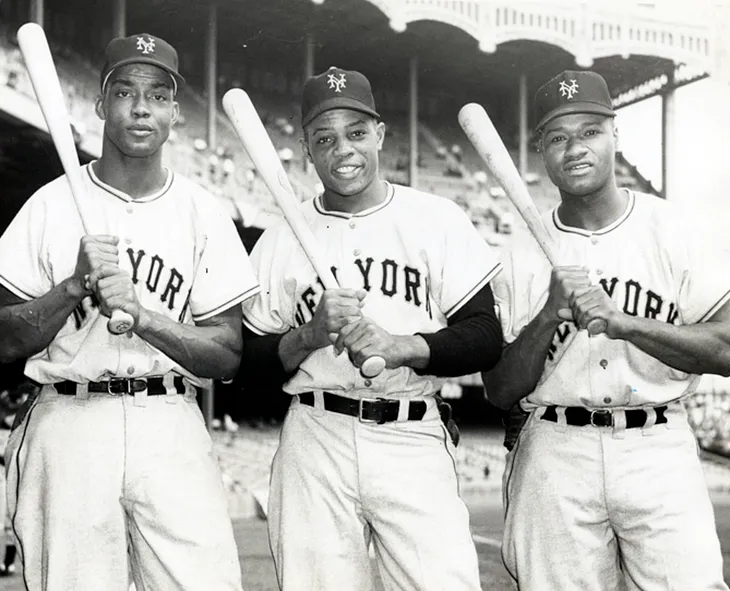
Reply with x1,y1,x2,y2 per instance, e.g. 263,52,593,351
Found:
534,70,615,132
301,66,380,128
101,33,185,95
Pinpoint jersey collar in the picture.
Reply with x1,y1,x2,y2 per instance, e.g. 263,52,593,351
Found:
86,161,174,204
313,181,394,219
552,189,635,237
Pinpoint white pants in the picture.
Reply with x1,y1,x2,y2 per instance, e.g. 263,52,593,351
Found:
268,395,481,591
502,405,728,591
5,385,243,591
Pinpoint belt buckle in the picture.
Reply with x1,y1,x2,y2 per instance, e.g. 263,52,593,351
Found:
358,397,385,424
106,379,146,395
590,409,613,427
106,379,128,396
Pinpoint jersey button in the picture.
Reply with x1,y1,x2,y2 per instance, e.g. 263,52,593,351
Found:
590,237,598,245
125,238,132,245
595,269,603,276
603,396,612,404
126,332,134,339
126,207,133,214
353,249,361,256
127,366,135,375
349,221,356,229
364,379,372,387
600,359,608,368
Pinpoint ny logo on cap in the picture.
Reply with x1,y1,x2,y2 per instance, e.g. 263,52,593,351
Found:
559,79,579,100
136,36,156,55
327,72,347,93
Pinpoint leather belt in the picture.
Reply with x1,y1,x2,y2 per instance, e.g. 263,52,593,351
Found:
298,391,427,425
53,377,185,396
541,405,668,428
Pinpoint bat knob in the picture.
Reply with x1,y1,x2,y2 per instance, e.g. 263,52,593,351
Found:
360,355,386,378
108,309,135,335
587,318,607,337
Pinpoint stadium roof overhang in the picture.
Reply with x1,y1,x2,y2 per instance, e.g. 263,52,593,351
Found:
127,0,724,119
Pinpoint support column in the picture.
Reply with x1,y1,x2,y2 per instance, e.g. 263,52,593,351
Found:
304,32,315,83
409,56,419,188
112,0,126,38
30,0,43,26
518,73,528,178
205,3,218,151
661,69,676,200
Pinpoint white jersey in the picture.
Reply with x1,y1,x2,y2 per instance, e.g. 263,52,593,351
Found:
242,182,501,399
0,163,259,386
493,190,730,409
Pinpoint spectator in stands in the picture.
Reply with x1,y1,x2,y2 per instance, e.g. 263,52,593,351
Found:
450,143,463,163
278,146,294,171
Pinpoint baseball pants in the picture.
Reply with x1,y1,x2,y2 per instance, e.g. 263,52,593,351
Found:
5,385,243,591
267,393,481,591
502,404,727,591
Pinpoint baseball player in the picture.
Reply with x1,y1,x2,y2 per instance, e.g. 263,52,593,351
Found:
483,70,730,590
238,66,503,590
0,34,258,590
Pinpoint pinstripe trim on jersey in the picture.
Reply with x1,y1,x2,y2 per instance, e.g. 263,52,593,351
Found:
552,189,635,236
313,181,395,219
86,162,174,203
698,288,730,323
192,285,260,323
445,261,502,318
241,313,278,336
0,274,34,301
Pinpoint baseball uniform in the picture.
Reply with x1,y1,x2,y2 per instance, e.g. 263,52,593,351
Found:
1,162,258,590
243,183,501,590
494,189,730,590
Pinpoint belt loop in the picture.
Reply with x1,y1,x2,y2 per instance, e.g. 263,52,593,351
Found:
396,399,410,422
74,382,90,403
612,409,627,438
553,406,568,432
163,374,178,404
642,407,657,435
313,390,325,415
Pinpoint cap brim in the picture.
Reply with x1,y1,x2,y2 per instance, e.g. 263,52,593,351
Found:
302,97,379,128
537,102,615,132
102,58,186,93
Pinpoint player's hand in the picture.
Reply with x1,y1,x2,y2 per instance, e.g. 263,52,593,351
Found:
544,266,592,324
568,285,626,339
334,318,404,370
74,235,120,293
90,264,141,324
304,289,366,351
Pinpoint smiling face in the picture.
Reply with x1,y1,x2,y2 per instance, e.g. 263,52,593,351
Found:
540,113,618,197
302,108,385,210
95,63,179,159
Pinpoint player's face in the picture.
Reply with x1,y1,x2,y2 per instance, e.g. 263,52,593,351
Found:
96,64,179,159
540,114,617,197
303,109,384,203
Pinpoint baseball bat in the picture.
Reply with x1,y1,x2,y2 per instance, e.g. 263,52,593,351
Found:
458,103,607,336
222,88,386,378
17,23,134,335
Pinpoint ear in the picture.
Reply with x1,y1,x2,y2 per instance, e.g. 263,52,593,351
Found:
375,121,385,151
612,122,620,152
95,94,106,121
300,136,312,164
171,100,180,127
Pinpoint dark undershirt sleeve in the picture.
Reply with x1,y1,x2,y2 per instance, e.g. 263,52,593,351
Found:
415,283,503,378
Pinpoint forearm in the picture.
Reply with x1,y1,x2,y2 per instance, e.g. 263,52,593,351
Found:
278,323,322,374
135,309,241,380
0,277,86,363
483,308,561,410
619,316,730,376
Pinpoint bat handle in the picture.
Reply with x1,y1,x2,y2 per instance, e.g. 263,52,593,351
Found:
360,355,386,378
108,309,135,335
587,318,607,337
